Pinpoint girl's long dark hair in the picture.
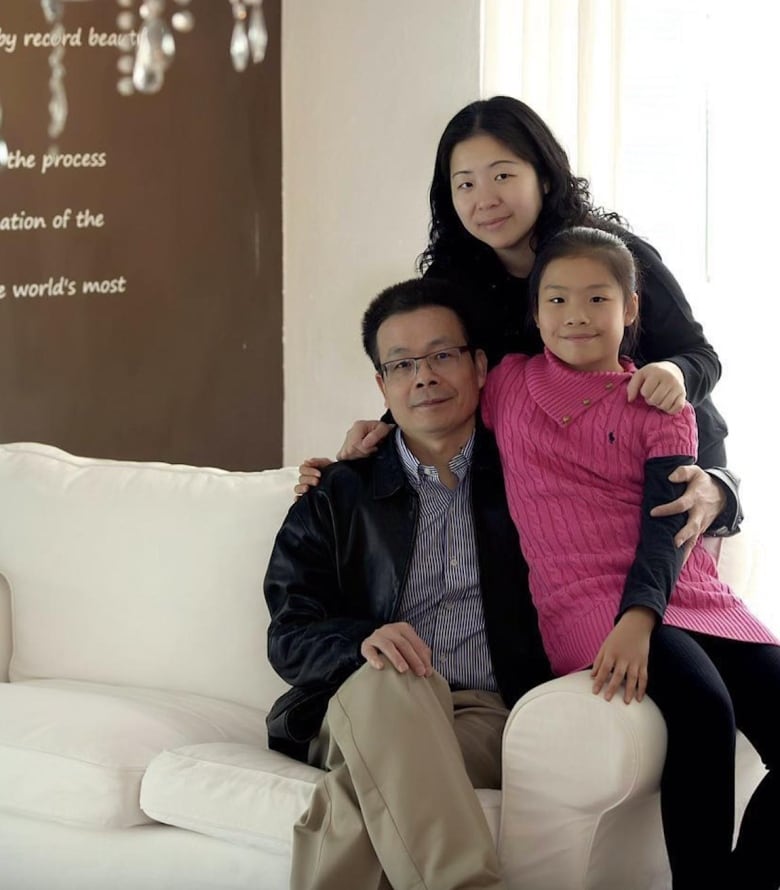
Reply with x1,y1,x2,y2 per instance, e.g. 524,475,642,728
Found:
418,96,623,280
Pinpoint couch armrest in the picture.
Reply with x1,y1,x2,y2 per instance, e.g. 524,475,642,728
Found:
0,574,11,682
497,670,668,889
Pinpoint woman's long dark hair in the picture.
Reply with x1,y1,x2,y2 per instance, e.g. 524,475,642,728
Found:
418,96,623,279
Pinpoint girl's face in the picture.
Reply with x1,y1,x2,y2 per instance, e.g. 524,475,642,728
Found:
535,255,638,373
449,133,545,277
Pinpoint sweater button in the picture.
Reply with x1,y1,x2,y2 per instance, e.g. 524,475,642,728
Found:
605,382,614,390
582,398,591,406
562,415,571,424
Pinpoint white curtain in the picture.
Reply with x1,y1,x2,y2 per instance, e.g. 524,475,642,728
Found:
481,0,625,211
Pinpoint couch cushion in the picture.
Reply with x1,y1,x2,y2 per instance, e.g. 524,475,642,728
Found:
0,679,265,829
141,742,322,846
0,442,296,710
140,742,503,848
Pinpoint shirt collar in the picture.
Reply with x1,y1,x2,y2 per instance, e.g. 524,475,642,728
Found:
395,427,475,488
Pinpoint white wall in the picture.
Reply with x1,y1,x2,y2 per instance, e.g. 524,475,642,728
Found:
282,0,481,463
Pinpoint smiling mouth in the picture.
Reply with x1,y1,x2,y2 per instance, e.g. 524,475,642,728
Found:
412,397,451,408
480,216,510,229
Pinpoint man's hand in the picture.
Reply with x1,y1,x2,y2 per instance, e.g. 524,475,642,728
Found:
626,361,686,414
650,465,727,557
591,607,656,703
336,420,395,460
361,622,433,676
294,458,333,497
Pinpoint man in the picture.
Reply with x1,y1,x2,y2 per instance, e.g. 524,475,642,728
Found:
264,278,552,890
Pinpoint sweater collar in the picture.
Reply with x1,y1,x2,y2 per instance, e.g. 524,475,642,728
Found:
526,348,635,428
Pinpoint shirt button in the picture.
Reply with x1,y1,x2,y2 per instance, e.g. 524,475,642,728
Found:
439,654,448,663
582,398,591,406
450,557,458,567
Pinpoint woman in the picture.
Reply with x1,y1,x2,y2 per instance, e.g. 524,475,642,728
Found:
299,96,738,543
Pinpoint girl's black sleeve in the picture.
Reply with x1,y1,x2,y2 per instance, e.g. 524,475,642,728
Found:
617,455,693,621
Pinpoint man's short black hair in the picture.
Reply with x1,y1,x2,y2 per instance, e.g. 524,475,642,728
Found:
361,277,477,369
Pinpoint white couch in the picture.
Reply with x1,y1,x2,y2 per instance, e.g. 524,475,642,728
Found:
0,442,767,890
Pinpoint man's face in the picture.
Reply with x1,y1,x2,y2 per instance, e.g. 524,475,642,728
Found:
375,306,487,447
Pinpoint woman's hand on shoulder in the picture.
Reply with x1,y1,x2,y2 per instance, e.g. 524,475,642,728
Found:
627,361,686,414
336,420,395,460
295,458,333,497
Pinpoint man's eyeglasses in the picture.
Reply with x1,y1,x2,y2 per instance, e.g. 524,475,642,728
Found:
379,345,474,381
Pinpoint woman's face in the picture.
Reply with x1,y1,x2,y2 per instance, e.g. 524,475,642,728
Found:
449,133,546,276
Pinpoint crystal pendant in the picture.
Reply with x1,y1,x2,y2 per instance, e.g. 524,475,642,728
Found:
0,102,6,170
48,80,68,139
153,18,177,68
171,10,195,33
117,77,135,96
132,19,175,94
116,11,135,31
132,57,164,94
247,6,267,63
41,0,64,24
230,19,250,72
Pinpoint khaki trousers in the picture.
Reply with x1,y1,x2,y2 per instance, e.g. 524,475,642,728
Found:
289,663,509,890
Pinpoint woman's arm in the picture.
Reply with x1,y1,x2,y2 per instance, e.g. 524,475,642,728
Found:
628,235,721,407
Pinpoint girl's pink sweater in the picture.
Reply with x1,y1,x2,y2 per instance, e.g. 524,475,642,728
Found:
482,350,776,676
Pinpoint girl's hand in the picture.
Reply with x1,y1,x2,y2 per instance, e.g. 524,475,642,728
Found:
650,465,726,556
591,607,656,703
336,420,395,460
294,457,333,497
626,361,686,414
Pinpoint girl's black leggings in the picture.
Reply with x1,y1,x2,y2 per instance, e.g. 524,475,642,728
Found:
646,626,780,890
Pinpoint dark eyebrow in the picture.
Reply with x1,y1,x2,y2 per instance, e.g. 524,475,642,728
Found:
384,337,455,359
543,282,613,291
451,159,521,179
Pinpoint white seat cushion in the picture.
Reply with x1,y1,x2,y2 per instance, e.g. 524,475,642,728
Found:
140,742,502,848
141,742,323,847
0,679,265,829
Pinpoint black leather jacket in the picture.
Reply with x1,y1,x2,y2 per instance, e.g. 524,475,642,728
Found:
264,426,553,761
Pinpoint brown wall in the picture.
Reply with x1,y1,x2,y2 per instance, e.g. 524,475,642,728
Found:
0,0,282,471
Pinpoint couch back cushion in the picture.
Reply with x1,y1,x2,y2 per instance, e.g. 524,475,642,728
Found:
0,443,296,710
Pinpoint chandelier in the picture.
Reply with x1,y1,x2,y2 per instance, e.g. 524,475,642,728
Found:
0,0,268,168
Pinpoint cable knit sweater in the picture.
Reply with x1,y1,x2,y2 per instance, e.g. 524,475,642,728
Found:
482,350,776,676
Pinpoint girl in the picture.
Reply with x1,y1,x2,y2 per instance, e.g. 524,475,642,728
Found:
301,96,737,542
482,225,780,890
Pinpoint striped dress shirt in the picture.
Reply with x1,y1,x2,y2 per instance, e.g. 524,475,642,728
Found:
394,428,498,692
